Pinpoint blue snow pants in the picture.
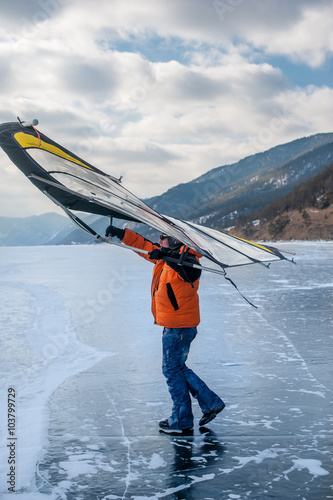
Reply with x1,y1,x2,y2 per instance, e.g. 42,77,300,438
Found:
162,327,223,430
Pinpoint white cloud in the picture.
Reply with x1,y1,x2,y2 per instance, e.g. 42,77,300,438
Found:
243,2,333,67
0,0,332,217
56,0,332,66
278,86,333,133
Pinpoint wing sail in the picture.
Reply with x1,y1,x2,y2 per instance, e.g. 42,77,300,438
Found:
0,120,292,269
0,121,138,220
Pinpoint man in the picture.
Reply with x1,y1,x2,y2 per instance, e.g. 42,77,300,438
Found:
105,225,225,436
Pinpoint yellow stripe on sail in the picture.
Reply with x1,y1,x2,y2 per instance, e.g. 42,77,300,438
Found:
228,234,276,255
14,132,93,170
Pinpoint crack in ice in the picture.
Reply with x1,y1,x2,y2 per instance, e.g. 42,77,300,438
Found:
132,473,215,499
104,389,134,500
256,311,331,396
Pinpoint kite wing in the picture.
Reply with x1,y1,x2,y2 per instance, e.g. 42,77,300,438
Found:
0,120,292,270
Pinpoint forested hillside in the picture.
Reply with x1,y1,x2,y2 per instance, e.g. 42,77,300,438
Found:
229,164,333,241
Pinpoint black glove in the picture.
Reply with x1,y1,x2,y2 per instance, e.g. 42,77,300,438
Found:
149,248,170,260
105,225,125,239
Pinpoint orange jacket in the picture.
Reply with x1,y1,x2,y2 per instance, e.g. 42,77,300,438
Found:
122,229,201,328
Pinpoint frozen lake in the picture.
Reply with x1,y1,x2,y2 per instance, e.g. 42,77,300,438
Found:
0,241,332,499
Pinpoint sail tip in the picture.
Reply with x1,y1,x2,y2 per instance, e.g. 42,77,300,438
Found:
17,117,39,127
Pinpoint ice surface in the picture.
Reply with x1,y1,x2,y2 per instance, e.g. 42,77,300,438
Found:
0,242,332,499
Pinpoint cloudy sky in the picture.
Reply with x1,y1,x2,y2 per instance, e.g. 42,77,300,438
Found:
0,0,332,217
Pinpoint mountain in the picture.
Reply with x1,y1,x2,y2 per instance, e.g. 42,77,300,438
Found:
0,212,107,246
146,133,333,228
0,213,70,246
229,163,333,241
52,214,110,245
1,132,332,246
